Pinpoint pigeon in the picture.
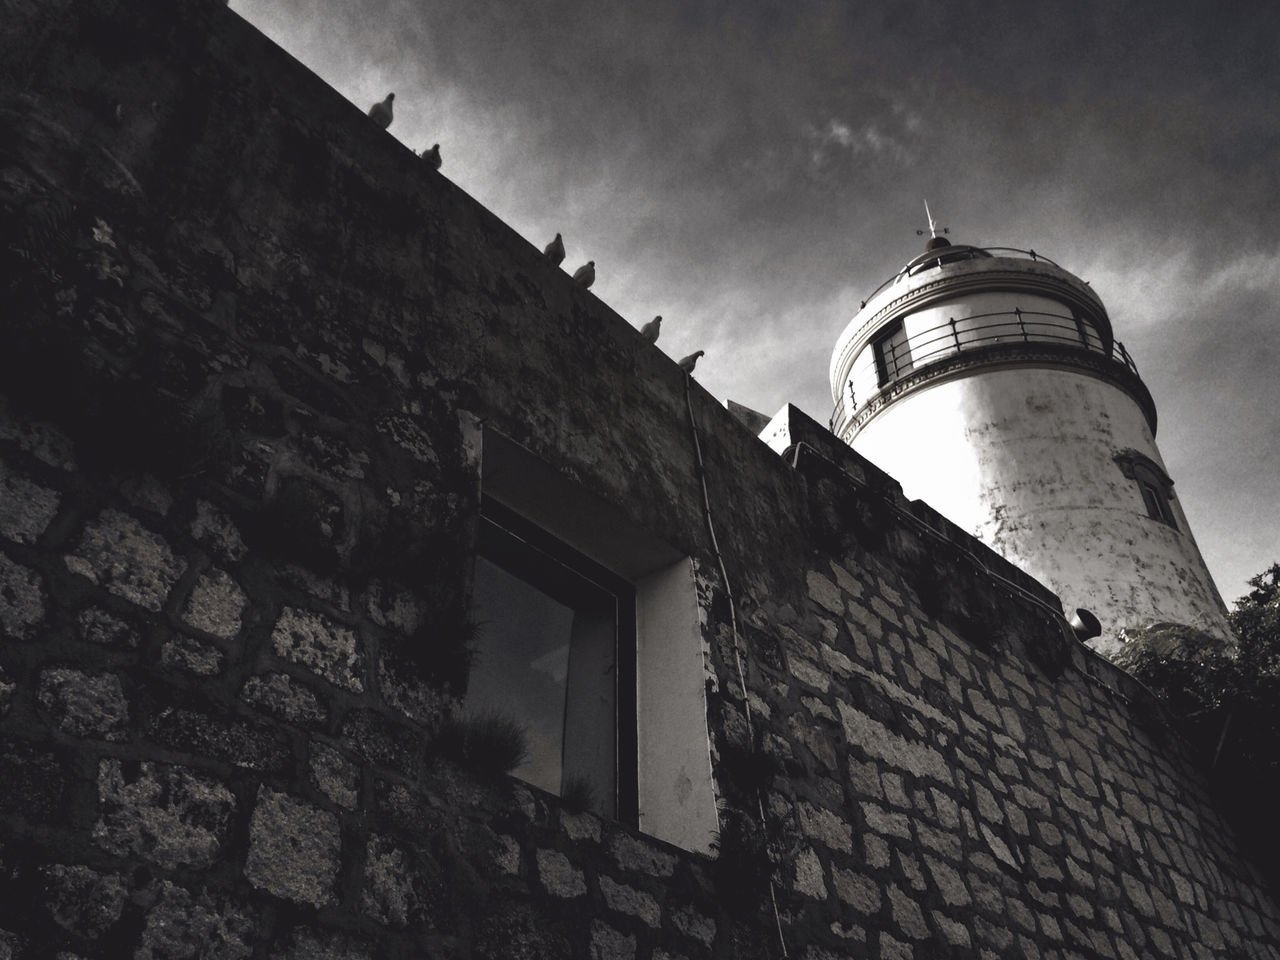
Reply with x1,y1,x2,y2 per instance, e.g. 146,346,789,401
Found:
572,261,595,288
678,350,704,374
640,315,662,343
421,144,442,169
369,93,394,129
544,233,565,265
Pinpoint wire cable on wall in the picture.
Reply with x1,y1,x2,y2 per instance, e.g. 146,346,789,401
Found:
683,374,789,958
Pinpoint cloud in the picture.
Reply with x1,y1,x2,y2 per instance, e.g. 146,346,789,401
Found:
803,114,916,171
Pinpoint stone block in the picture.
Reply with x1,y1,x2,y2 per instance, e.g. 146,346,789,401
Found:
890,884,929,939
78,607,140,647
932,911,972,947
0,461,60,543
924,855,971,906
599,874,660,927
308,741,359,808
0,553,44,639
0,401,76,470
39,864,127,939
877,931,914,960
789,655,831,692
860,801,912,840
242,672,326,725
364,580,425,632
245,788,340,907
589,920,636,960
837,701,952,783
535,849,585,898
161,634,225,675
361,833,436,927
671,905,716,946
0,667,13,717
981,824,1023,871
609,831,677,877
863,833,891,869
271,606,363,692
1120,871,1156,919
493,834,521,875
115,473,174,517
94,760,234,869
378,651,450,726
340,710,422,779
37,667,129,739
800,801,853,852
832,866,881,913
270,926,373,960
134,881,253,960
190,499,247,562
145,707,288,771
805,570,846,617
561,810,601,842
181,568,246,639
896,850,926,891
967,688,1002,727
64,509,185,611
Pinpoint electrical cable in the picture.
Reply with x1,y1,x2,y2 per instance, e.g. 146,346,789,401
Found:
683,374,789,958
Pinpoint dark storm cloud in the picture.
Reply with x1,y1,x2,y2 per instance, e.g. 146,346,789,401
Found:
232,0,1280,598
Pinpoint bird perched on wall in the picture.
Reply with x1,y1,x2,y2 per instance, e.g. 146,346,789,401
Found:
421,144,442,169
572,261,595,288
368,93,394,129
640,316,662,343
678,350,704,374
544,233,565,265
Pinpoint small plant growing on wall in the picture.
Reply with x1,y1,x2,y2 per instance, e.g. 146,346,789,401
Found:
433,709,528,781
559,775,595,815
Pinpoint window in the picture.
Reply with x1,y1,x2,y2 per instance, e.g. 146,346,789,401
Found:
1139,479,1176,528
462,421,719,852
1114,449,1178,530
469,500,637,822
873,320,914,386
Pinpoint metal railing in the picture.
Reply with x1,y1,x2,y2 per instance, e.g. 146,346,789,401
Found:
855,246,1069,311
837,308,1139,415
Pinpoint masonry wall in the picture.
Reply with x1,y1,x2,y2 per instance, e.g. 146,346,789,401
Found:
1,2,1278,958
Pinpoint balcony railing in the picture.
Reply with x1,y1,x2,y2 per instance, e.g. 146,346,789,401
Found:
836,308,1140,418
855,246,1070,312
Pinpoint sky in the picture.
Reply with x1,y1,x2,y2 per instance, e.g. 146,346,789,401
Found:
230,0,1279,605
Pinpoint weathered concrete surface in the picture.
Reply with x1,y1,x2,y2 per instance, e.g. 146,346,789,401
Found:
853,367,1232,651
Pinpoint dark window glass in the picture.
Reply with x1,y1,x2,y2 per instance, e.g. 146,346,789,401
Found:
873,321,914,386
469,503,637,821
1139,480,1177,529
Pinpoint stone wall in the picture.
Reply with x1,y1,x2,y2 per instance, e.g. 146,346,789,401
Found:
1,1,1278,957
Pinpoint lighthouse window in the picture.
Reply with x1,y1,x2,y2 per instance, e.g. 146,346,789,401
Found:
1139,480,1177,529
1114,449,1178,530
873,320,915,386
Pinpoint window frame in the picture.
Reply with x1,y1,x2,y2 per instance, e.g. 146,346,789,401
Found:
1114,449,1178,530
872,319,914,387
466,420,719,852
472,498,639,825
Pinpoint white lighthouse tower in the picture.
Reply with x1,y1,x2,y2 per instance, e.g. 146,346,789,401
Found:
829,220,1231,651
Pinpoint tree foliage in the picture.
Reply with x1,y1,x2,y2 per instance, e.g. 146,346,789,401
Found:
1114,564,1280,889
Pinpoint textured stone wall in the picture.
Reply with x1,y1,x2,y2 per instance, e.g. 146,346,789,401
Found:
1,1,1278,958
